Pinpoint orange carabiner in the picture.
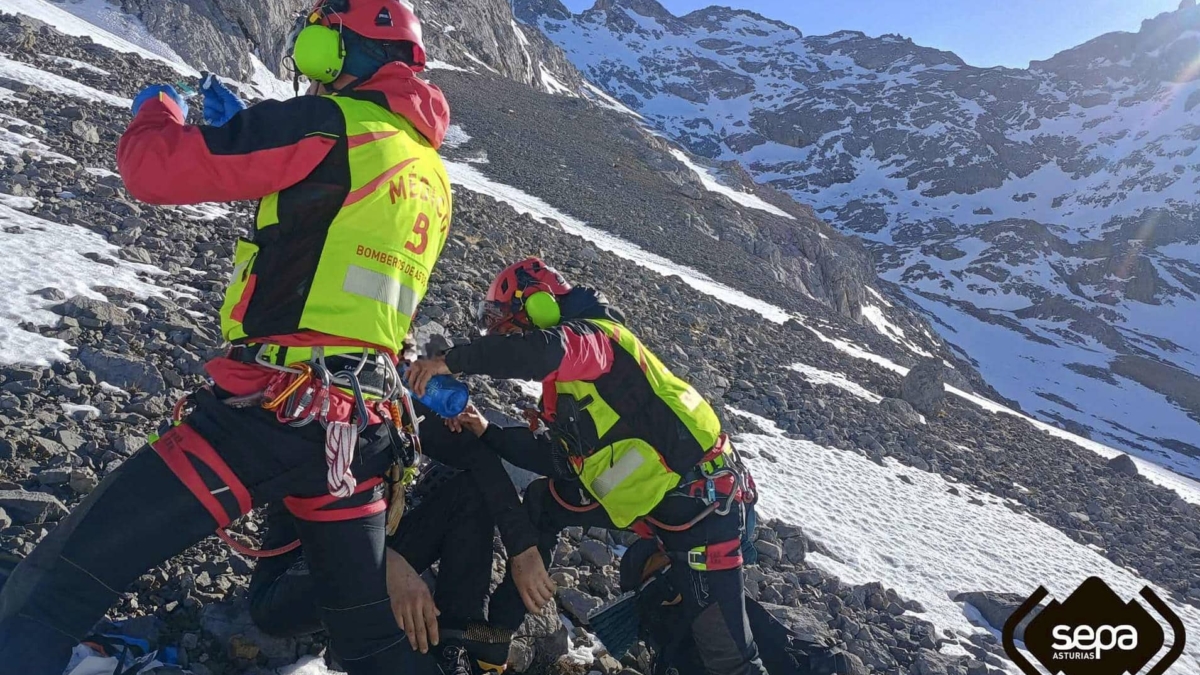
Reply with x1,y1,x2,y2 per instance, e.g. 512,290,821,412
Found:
262,363,314,411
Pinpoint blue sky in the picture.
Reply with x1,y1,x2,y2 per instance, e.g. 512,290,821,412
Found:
559,0,1183,68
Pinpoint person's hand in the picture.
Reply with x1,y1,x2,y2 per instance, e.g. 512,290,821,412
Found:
131,84,188,118
200,73,247,126
445,402,488,436
386,549,440,653
510,546,556,614
406,355,451,397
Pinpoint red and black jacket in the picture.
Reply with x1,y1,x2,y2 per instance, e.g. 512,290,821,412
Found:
117,62,449,206
446,290,710,475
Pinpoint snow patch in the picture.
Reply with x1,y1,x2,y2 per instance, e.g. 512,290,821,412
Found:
802,317,1200,504
0,194,39,210
445,161,792,323
514,380,543,400
540,69,574,96
246,53,294,101
5,0,196,75
0,52,130,107
426,59,472,73
789,362,884,404
42,53,110,75
667,148,794,220
582,80,642,118
277,655,337,675
61,403,99,417
442,124,472,150
0,126,75,164
176,203,232,222
861,303,932,357
0,204,166,366
741,430,1200,672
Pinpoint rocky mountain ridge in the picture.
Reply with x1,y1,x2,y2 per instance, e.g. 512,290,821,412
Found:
110,0,584,96
515,0,1200,476
5,5,1200,675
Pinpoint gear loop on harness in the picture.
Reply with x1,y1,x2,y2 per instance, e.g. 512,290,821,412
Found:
170,346,426,556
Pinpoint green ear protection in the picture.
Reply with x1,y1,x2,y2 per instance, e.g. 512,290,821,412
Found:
292,21,346,84
523,291,562,329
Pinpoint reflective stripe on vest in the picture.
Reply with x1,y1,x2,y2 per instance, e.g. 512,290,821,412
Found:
218,95,451,358
578,439,680,528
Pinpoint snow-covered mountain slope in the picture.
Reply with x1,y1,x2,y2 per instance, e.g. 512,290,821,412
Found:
517,0,1200,473
6,4,1200,675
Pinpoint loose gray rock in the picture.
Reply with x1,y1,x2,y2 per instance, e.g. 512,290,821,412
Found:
578,539,615,568
1107,454,1139,476
70,120,100,143
557,587,602,624
753,539,783,565
0,490,68,524
764,603,835,644
902,359,948,415
955,591,1042,641
879,397,923,426
78,347,166,395
52,296,130,327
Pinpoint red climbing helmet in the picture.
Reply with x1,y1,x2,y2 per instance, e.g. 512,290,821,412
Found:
477,258,572,334
305,0,427,71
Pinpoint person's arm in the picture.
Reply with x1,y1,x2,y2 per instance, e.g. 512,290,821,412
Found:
443,322,614,382
416,404,539,555
479,425,562,479
117,94,344,205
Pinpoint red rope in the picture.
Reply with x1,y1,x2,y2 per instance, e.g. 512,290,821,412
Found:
548,479,601,513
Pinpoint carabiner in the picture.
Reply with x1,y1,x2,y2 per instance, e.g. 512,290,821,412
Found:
339,370,372,433
289,362,332,427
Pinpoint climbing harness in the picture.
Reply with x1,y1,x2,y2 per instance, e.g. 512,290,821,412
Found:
164,343,426,557
640,434,756,531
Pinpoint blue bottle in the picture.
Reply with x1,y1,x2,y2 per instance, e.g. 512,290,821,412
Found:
410,374,469,418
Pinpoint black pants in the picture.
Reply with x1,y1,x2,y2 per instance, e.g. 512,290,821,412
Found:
0,389,423,675
248,469,496,638
489,478,768,675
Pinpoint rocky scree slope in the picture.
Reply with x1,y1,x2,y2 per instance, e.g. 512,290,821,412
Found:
4,11,1200,675
517,0,1200,473
112,0,583,96
103,0,987,395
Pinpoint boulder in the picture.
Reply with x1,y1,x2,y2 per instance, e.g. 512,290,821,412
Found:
902,359,947,415
879,397,923,426
763,603,835,645
954,591,1042,641
1107,453,1139,477
51,296,130,327
754,539,783,565
557,587,602,624
77,348,166,395
0,490,68,524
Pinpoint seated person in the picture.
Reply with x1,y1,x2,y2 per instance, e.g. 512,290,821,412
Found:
407,258,767,675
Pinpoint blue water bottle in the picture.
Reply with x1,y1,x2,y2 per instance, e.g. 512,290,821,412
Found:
406,371,469,418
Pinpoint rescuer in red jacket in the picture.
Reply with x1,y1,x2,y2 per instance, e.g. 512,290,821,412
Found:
0,2,482,674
